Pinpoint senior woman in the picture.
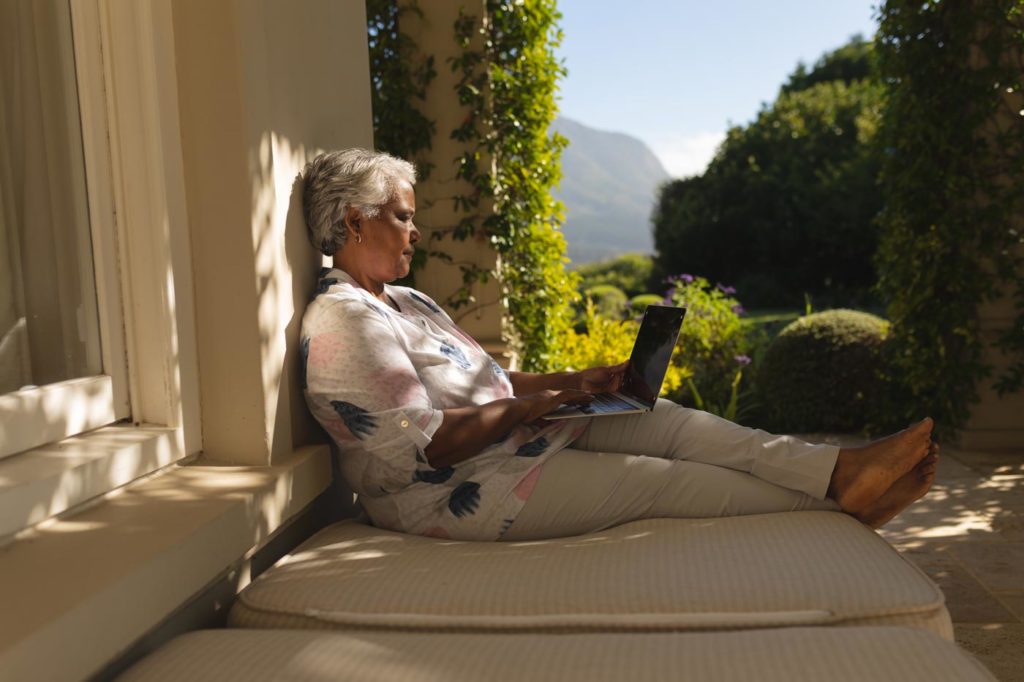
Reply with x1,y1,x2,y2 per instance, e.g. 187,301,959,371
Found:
299,148,938,542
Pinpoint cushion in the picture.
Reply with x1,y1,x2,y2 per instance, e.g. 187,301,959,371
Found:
119,627,994,682
228,511,952,638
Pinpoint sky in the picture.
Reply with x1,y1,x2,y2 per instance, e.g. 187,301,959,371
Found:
555,0,879,178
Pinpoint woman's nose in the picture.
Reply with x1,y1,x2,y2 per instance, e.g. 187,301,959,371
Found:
410,224,421,244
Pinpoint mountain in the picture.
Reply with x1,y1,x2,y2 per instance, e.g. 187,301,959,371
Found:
551,116,670,265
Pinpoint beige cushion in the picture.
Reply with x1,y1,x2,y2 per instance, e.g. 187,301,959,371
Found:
119,627,994,682
229,511,952,638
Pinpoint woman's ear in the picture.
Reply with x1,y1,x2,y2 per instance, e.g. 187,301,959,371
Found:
343,206,362,241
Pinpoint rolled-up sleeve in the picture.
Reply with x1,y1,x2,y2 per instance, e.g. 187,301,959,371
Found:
304,301,443,494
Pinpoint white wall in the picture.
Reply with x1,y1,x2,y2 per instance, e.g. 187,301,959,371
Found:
173,0,374,464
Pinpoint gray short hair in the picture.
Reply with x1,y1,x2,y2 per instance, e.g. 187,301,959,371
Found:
301,148,416,256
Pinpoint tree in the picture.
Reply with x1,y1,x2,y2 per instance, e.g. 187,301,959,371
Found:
652,38,883,308
871,0,1024,434
782,34,874,94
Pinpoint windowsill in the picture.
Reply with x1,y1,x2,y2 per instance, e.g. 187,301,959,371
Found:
0,443,332,681
0,424,185,542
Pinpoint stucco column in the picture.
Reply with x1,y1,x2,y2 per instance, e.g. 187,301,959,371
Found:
961,248,1024,450
400,1,509,362
960,34,1024,450
172,0,374,464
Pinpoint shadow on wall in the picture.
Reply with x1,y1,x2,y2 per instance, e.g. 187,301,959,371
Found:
249,131,323,458
249,131,354,519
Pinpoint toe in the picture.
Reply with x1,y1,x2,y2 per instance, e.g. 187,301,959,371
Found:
915,419,935,442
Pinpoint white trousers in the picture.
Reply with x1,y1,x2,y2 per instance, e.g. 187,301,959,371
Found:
503,399,841,540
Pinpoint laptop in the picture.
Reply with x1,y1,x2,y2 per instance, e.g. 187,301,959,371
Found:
543,305,687,420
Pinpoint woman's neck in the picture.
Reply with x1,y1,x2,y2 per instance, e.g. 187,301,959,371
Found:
332,256,388,302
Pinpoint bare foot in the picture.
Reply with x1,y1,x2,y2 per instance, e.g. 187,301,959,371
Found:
856,442,939,528
827,418,934,514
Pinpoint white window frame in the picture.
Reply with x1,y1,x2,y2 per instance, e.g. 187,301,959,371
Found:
0,0,129,459
0,0,201,539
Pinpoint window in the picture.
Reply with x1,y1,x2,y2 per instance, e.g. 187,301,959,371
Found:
0,0,200,540
0,0,128,459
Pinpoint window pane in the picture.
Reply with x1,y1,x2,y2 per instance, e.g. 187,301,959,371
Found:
0,0,102,394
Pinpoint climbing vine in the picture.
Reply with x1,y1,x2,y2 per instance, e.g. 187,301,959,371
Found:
365,0,440,287
873,0,1024,434
366,0,436,169
365,1,575,370
444,1,576,370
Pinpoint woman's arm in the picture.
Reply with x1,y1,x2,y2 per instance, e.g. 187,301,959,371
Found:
508,361,629,396
424,390,590,469
507,371,575,394
423,362,629,468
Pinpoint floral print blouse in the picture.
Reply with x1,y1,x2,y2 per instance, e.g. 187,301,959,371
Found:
301,268,589,541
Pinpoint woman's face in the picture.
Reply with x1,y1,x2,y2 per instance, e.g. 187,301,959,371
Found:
350,180,419,283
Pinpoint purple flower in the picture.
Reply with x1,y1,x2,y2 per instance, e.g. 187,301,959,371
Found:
680,273,694,283
734,354,752,366
717,283,737,295
731,304,745,315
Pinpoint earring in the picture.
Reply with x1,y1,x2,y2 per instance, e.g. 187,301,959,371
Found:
354,233,362,244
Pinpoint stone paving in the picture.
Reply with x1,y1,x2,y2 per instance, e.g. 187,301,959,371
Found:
801,435,1024,680
879,446,1024,682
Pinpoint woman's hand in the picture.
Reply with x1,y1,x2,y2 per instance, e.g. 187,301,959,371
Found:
573,361,629,394
519,389,593,423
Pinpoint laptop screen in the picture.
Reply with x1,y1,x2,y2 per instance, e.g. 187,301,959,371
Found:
622,305,686,407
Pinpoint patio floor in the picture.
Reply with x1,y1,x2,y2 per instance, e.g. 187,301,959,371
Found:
809,435,1024,681
880,445,1024,682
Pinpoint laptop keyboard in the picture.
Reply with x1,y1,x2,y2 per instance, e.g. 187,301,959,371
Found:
578,392,642,415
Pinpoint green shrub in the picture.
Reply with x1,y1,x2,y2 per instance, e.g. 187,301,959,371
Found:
552,300,689,397
555,276,758,421
583,285,628,319
664,276,757,421
574,253,653,298
756,309,887,433
629,294,664,315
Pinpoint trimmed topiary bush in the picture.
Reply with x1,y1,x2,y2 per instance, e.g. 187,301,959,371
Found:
584,285,628,319
757,309,887,433
629,294,664,315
